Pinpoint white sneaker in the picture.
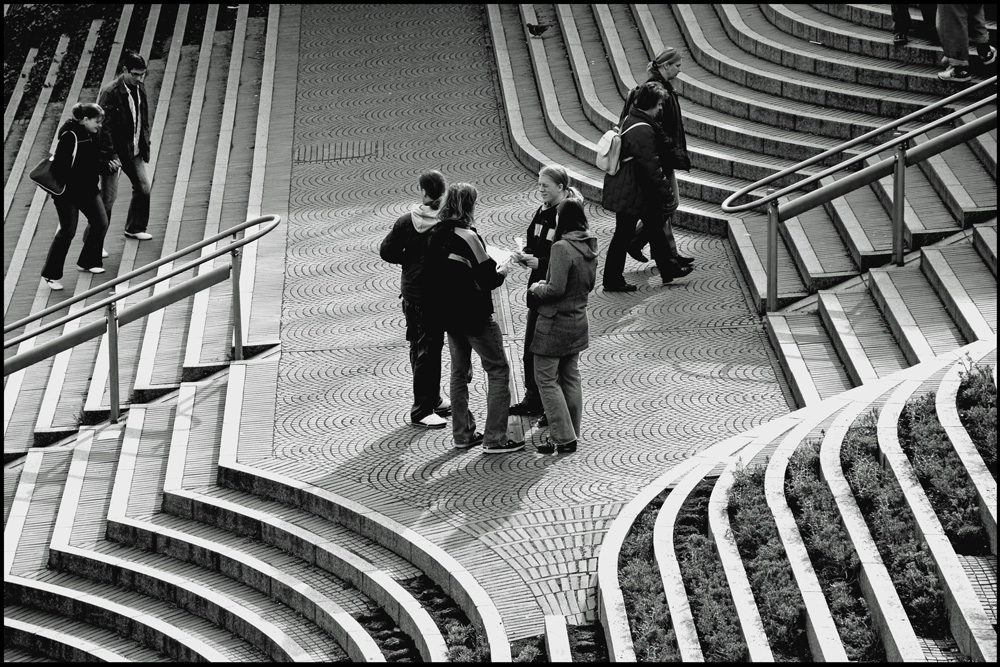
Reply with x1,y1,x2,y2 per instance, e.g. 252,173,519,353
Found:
102,247,109,258
77,265,106,274
980,45,997,66
434,396,452,416
937,65,971,82
43,277,64,290
413,412,447,429
124,231,153,240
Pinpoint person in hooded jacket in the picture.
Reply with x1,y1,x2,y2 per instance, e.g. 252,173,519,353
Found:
379,170,452,429
508,164,583,422
601,81,679,291
40,102,112,291
422,183,523,454
527,198,598,454
617,47,694,272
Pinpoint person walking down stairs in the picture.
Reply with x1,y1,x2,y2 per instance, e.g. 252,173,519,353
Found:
936,4,997,81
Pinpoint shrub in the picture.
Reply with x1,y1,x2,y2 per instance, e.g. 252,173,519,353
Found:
729,464,810,661
898,392,990,555
840,410,950,638
786,440,884,661
957,363,997,480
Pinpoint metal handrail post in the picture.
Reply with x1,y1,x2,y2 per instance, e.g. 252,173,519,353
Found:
230,243,244,361
107,299,120,423
766,190,778,312
892,133,908,266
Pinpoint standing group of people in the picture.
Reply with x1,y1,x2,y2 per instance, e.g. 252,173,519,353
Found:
40,51,153,291
382,48,694,454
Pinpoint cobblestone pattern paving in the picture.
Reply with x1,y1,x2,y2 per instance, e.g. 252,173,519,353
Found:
275,3,792,637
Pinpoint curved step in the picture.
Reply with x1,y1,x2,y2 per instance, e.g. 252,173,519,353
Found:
877,369,996,662
5,607,170,662
219,358,513,661
920,243,997,343
817,290,909,385
4,447,266,661
765,311,853,407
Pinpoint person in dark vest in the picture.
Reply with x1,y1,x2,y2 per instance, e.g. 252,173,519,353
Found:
379,170,452,429
98,50,152,240
41,103,112,290
618,47,694,274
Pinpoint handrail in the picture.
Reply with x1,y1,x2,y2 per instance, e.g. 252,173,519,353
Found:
4,214,280,344
718,76,997,312
4,213,280,423
721,76,997,214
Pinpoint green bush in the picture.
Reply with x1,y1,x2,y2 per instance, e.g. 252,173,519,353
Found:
840,410,950,638
786,441,884,661
957,363,997,480
729,465,810,661
899,392,990,555
676,479,748,662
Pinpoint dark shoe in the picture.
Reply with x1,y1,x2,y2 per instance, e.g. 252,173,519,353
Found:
676,255,694,266
434,396,452,416
667,263,693,278
535,437,556,454
509,398,543,415
556,440,577,454
893,32,908,46
603,282,637,293
979,45,997,66
536,413,548,428
483,439,526,454
454,431,484,450
627,245,649,263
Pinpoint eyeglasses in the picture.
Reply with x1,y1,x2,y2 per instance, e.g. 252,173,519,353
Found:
129,70,147,79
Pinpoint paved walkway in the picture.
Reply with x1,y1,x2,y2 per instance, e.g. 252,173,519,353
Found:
268,3,792,639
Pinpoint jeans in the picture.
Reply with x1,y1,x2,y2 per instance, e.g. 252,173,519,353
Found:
534,352,582,446
41,191,109,280
447,317,512,447
102,154,151,233
937,4,989,66
403,299,445,421
520,307,539,403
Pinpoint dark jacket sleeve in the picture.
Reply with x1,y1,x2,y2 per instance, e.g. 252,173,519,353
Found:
51,129,78,185
379,215,409,265
624,124,673,205
468,231,505,292
97,83,123,162
138,84,150,162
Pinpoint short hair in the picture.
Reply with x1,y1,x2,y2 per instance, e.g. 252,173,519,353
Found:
438,182,477,227
120,50,146,73
633,81,666,111
539,164,582,200
71,102,104,121
555,198,589,238
419,170,447,208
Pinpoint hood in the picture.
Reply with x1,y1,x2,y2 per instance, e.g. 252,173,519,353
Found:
561,230,598,260
410,203,441,233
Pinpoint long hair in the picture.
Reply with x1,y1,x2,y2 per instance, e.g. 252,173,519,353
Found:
419,170,447,210
438,182,477,228
71,102,104,122
539,164,582,202
554,198,589,239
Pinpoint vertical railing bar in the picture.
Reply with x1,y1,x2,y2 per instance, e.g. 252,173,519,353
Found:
230,241,244,361
107,299,120,423
892,133,908,266
766,190,779,313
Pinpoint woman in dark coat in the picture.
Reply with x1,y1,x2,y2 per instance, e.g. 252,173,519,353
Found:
41,102,111,290
601,82,680,291
528,198,598,454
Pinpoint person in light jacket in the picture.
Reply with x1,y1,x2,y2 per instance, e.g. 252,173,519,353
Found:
528,198,598,454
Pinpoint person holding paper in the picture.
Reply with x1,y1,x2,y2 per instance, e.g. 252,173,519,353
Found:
509,165,583,424
421,183,523,454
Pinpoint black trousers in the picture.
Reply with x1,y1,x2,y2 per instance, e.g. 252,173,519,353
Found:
41,191,108,280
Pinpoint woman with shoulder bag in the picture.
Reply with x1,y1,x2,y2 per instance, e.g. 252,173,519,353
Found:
528,198,598,454
509,164,583,424
40,102,112,290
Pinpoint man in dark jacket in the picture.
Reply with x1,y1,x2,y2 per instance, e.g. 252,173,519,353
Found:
98,50,153,240
601,81,682,291
618,47,694,269
379,170,451,429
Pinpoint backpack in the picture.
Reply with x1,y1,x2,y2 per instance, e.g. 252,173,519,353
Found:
595,122,648,175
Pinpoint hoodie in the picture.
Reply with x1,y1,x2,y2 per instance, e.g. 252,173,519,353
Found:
379,203,442,305
528,230,599,357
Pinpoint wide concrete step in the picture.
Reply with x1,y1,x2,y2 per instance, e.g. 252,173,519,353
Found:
973,222,998,275
817,290,910,385
956,106,998,180
823,173,897,270
920,242,997,343
765,310,853,407
4,606,171,662
914,127,999,226
781,192,858,291
730,212,809,313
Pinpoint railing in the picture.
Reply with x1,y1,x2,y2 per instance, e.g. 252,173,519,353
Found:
4,214,281,422
721,77,997,312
